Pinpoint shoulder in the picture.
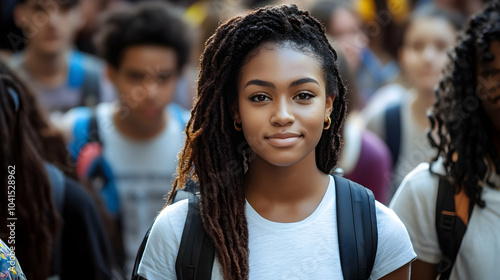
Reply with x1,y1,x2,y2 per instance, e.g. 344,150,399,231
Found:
370,201,416,279
389,162,442,264
137,199,189,280
390,162,440,209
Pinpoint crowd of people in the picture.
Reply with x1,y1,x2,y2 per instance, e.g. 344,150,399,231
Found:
0,0,498,279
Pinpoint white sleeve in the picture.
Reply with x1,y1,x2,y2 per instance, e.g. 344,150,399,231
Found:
137,199,189,280
389,163,442,264
369,201,417,280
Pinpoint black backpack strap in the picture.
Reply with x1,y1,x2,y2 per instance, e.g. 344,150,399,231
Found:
384,103,402,168
88,113,101,144
131,224,153,280
176,192,215,280
44,163,66,277
334,175,378,280
435,177,473,280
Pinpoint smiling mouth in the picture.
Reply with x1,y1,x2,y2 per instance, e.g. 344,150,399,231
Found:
265,133,302,148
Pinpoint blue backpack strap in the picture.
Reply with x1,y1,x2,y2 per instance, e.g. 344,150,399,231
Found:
435,177,473,280
334,175,378,280
44,163,66,277
68,50,101,107
384,103,402,168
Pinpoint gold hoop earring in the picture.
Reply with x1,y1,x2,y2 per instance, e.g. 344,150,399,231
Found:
323,116,331,130
234,120,242,131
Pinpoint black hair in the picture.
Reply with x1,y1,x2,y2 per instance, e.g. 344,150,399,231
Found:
168,4,346,279
17,0,80,9
94,0,192,70
428,0,500,207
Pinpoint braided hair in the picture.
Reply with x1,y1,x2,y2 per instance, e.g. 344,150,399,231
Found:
0,61,61,279
167,4,346,279
428,0,500,207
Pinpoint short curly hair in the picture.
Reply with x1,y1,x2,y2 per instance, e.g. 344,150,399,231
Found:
94,1,192,70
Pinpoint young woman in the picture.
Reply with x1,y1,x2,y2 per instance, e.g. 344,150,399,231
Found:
390,1,500,279
363,4,463,196
137,5,415,280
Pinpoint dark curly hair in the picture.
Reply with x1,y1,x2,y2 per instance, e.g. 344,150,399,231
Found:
94,0,192,70
167,4,346,279
428,0,500,207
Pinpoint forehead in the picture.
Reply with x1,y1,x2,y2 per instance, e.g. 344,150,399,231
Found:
119,45,178,70
239,44,325,85
405,17,455,40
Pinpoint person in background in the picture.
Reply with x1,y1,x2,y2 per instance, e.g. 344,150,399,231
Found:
0,238,26,280
390,1,500,278
0,61,114,280
333,42,392,204
363,4,462,197
64,1,192,275
9,0,115,124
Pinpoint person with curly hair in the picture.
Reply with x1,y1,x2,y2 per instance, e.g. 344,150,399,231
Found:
390,1,500,279
136,4,415,280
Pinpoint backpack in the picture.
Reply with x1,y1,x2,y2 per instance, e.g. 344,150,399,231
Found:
435,177,474,279
384,103,402,168
131,175,378,280
44,163,66,278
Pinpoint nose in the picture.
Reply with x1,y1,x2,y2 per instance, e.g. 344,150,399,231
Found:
422,45,437,62
271,96,294,126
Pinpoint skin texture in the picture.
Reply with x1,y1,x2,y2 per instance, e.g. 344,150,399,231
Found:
399,17,457,98
107,45,179,140
236,44,333,223
328,8,368,71
14,0,84,88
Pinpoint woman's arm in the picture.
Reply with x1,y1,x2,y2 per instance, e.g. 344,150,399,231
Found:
379,262,411,280
411,259,438,280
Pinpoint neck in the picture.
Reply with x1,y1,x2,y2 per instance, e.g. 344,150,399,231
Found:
411,88,435,131
24,47,68,86
113,105,167,141
244,151,329,203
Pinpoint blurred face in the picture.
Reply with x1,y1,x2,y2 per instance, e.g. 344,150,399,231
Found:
400,18,456,95
235,44,334,168
15,0,84,55
478,40,500,132
328,8,368,70
108,45,179,126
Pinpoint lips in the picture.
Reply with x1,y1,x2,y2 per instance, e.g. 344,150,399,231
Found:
265,132,302,148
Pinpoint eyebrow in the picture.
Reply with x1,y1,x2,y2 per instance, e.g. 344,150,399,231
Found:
244,78,320,89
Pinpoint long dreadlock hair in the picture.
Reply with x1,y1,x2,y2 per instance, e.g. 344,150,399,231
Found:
428,0,500,208
167,4,346,279
0,61,61,279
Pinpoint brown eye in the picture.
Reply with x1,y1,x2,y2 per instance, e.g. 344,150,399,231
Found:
250,94,270,102
294,92,315,101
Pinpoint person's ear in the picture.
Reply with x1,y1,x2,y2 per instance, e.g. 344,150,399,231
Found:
231,103,240,122
325,94,335,119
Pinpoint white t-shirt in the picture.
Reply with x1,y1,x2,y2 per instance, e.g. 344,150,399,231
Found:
390,161,500,279
138,175,416,279
67,102,189,275
364,93,435,196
